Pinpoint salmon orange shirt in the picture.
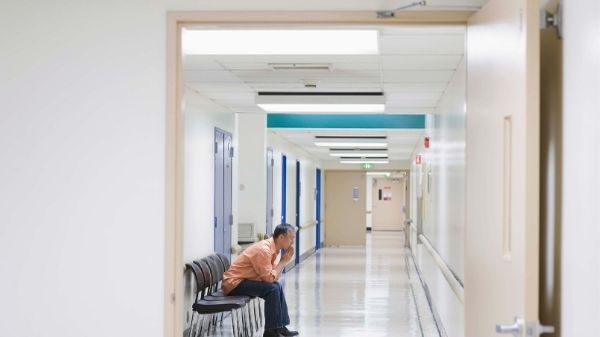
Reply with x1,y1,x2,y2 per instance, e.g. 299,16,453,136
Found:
222,237,279,294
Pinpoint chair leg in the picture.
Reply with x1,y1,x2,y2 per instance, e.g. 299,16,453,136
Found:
247,305,254,336
242,306,249,337
188,312,196,337
233,309,241,337
196,314,204,337
253,299,259,330
258,299,264,328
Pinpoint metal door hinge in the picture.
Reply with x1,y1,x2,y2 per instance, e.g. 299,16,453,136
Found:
229,146,234,158
229,214,233,226
541,1,562,39
214,142,218,154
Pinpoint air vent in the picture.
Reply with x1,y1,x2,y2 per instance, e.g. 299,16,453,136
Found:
269,63,332,71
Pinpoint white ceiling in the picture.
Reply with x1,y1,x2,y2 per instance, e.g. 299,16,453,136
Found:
183,25,465,168
270,128,423,166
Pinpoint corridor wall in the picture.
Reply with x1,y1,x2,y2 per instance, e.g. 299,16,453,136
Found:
268,132,322,259
410,57,466,337
182,88,236,261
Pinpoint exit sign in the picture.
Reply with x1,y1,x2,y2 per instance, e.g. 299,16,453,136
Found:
362,163,373,170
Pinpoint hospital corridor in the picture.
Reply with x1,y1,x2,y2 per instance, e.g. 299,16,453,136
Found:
199,232,440,337
1,1,599,337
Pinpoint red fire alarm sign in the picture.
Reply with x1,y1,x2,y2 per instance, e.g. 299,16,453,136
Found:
424,137,430,148
416,154,422,164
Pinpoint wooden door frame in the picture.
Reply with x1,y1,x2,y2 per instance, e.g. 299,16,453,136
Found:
165,10,472,337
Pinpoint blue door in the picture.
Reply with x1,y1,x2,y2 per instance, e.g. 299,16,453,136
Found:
281,154,287,224
295,160,300,265
223,132,233,258
316,168,322,250
266,148,274,235
214,128,233,258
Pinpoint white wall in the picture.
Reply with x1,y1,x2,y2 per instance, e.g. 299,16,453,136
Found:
0,2,185,336
182,89,235,262
410,57,466,337
562,1,600,336
268,132,322,258
236,113,267,237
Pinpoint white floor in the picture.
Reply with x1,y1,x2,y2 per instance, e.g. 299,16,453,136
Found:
206,231,440,337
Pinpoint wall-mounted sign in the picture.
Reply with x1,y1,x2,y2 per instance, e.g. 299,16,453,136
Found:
383,191,392,201
352,187,359,201
362,163,373,170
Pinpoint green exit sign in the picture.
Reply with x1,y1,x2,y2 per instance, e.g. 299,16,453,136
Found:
362,163,373,170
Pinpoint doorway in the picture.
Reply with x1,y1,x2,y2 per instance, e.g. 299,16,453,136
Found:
371,177,406,231
166,10,492,337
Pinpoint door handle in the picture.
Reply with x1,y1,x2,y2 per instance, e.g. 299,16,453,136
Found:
496,317,524,337
525,321,555,337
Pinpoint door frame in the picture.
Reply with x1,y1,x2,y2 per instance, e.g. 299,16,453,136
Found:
281,153,287,224
266,147,274,235
165,11,473,337
315,168,322,250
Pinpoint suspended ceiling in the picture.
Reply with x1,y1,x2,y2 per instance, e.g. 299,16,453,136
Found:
182,24,466,168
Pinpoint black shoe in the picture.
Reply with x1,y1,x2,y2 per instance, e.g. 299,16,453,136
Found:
276,326,299,337
263,329,281,337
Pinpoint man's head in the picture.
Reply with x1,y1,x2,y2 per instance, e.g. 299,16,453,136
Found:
273,223,296,250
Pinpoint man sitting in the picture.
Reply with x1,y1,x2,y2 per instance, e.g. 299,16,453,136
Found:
223,223,299,337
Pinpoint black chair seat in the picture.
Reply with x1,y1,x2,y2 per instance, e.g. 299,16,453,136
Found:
204,293,251,302
193,299,245,314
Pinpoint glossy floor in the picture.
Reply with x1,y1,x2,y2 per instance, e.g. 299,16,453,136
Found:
205,231,440,337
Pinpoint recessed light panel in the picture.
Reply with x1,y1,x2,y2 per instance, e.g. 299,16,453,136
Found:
183,29,379,55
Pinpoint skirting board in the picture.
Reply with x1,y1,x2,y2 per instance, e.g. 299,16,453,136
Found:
408,247,448,337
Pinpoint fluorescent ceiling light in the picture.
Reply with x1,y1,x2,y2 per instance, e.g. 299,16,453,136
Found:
315,142,388,147
367,172,391,176
329,152,388,157
182,29,379,55
315,136,387,148
340,159,389,164
258,104,384,113
256,93,385,113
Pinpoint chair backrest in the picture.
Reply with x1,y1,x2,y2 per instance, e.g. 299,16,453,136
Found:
185,263,206,301
205,255,224,291
216,253,231,271
194,259,213,297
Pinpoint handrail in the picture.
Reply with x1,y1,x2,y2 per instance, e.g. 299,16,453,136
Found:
418,234,465,304
298,220,317,230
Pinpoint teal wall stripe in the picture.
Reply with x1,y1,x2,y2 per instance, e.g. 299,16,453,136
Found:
267,114,425,129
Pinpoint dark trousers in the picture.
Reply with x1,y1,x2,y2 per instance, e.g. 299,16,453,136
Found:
229,280,290,330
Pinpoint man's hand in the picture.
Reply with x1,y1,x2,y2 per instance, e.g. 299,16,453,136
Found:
281,246,294,263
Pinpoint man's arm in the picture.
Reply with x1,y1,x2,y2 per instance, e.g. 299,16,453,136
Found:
251,246,294,283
